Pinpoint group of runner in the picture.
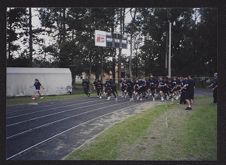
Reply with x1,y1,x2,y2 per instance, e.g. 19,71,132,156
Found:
31,72,217,111
82,75,196,110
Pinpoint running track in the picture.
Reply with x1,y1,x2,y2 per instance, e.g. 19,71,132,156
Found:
6,96,148,160
6,88,211,160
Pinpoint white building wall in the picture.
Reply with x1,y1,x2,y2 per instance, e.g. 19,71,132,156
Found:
7,67,72,96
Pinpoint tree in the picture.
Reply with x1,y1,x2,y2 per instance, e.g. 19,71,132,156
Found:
6,8,27,66
28,8,33,66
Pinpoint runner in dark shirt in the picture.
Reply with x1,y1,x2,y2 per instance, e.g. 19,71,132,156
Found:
158,77,166,101
93,79,103,98
137,79,146,101
109,79,118,101
149,76,157,101
82,78,90,97
33,79,44,100
126,79,134,101
171,77,178,101
120,78,127,98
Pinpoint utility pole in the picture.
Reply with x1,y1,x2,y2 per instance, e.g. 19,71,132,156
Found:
129,33,133,79
101,52,103,84
129,8,137,79
165,31,168,70
168,21,172,78
118,8,124,84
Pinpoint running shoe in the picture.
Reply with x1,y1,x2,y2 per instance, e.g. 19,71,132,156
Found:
185,107,192,110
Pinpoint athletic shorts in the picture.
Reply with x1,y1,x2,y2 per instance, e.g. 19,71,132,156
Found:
185,91,193,100
35,89,40,93
159,88,166,93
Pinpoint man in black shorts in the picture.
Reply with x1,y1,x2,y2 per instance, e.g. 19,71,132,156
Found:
149,76,157,101
137,78,146,101
171,77,178,101
188,75,195,104
33,78,44,100
82,77,90,97
184,76,195,110
120,78,127,98
126,78,134,101
158,77,166,101
180,77,187,104
133,80,139,99
209,72,218,103
109,78,118,101
93,78,103,98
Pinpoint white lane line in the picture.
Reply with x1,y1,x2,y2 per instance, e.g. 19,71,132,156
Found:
7,99,103,119
6,103,140,160
7,101,129,139
7,100,118,127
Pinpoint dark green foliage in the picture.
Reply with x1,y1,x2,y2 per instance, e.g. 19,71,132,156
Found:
139,8,217,77
6,8,28,65
7,8,217,78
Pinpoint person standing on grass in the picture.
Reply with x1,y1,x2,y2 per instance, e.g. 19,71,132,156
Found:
188,75,195,104
209,72,218,103
82,77,90,97
180,77,187,104
32,79,44,100
183,75,194,110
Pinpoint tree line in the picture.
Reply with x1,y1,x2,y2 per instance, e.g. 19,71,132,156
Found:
6,7,217,85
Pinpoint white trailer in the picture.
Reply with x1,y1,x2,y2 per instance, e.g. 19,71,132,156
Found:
7,67,72,97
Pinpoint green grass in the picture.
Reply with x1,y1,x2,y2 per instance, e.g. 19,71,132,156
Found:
149,96,217,160
65,96,217,160
65,103,176,160
6,92,85,106
180,97,217,160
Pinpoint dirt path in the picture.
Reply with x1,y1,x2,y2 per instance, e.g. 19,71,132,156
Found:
118,103,193,160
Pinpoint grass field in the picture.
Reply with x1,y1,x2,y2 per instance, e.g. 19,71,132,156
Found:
65,96,217,160
6,91,87,106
